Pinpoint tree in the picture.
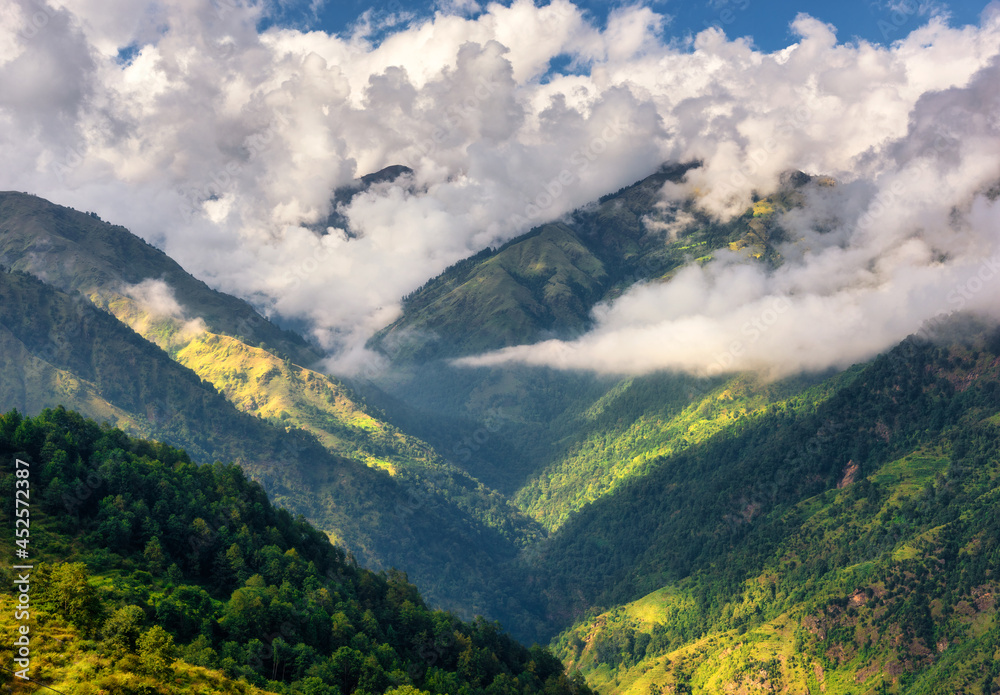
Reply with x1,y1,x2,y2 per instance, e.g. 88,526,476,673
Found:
102,605,145,658
385,686,432,695
138,625,177,677
328,646,364,694
144,536,167,574
49,562,101,631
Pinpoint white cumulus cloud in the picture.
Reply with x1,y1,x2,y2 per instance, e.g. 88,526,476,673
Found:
1,0,998,377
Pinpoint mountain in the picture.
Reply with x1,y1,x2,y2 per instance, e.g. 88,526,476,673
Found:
0,407,592,695
0,204,540,623
355,165,826,500
0,191,315,365
318,165,416,235
6,167,1000,694
368,164,817,363
342,159,1000,691
543,335,1000,694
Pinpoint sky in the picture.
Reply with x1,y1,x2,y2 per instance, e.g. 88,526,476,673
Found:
286,0,987,54
1,0,999,378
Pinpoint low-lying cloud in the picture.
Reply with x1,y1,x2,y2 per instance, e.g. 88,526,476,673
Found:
121,278,208,344
462,43,1000,377
1,0,999,377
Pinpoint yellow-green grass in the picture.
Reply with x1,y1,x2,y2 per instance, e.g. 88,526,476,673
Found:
0,595,277,695
516,372,843,532
96,292,430,474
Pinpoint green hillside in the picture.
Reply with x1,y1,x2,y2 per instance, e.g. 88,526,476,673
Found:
550,437,1000,694
513,372,834,531
512,329,1000,692
6,172,1000,695
0,267,537,623
0,191,315,365
0,191,475,484
525,331,1000,620
0,407,591,695
368,165,817,363
0,195,549,624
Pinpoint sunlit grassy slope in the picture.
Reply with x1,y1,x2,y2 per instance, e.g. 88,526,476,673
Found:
94,292,543,551
551,442,1000,695
514,371,853,531
518,329,1000,692
91,268,438,474
177,332,403,474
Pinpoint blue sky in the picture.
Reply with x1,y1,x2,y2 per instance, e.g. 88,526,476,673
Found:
268,0,991,52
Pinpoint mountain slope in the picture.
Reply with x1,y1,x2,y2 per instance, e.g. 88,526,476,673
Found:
511,327,1000,643
0,193,550,624
551,435,1000,694
0,407,591,695
172,331,543,547
0,267,536,623
368,164,815,363
0,191,315,365
513,372,832,532
357,166,825,506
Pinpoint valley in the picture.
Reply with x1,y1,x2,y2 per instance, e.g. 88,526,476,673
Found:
2,167,1000,694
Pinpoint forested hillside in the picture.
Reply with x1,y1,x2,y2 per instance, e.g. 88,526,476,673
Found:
551,437,1000,694
0,193,557,625
0,407,591,695
522,328,1000,692
0,267,536,622
368,165,816,363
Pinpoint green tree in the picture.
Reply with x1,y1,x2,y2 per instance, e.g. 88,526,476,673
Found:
143,536,167,574
101,605,145,658
49,562,101,631
385,686,432,695
137,625,177,677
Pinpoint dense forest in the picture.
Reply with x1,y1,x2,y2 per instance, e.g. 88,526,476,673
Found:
0,407,592,695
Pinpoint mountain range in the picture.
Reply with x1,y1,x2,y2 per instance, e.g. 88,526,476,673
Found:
2,163,1000,695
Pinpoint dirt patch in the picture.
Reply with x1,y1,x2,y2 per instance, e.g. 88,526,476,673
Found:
838,460,860,488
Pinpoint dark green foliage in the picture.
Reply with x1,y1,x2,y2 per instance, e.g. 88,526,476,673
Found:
532,334,1000,622
0,408,592,695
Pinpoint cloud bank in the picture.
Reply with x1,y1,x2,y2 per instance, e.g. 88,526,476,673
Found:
1,0,999,376
463,28,1000,377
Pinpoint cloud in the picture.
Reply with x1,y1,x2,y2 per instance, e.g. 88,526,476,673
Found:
462,53,1000,377
122,278,208,343
0,0,999,377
